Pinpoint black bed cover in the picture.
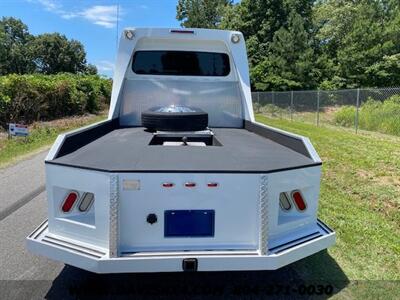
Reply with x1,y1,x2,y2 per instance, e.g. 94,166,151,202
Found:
47,127,320,173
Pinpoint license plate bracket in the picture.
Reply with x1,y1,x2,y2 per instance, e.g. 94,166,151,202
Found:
164,210,215,237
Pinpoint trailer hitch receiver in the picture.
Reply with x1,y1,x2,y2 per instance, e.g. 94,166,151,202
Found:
182,258,198,272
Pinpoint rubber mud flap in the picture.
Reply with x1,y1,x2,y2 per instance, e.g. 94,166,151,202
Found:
142,106,208,131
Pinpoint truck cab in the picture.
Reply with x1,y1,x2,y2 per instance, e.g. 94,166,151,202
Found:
27,28,335,273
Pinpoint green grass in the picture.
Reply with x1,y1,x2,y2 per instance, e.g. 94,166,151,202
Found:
256,95,400,137
0,113,106,167
1,112,398,297
256,115,400,298
255,104,345,128
334,96,400,136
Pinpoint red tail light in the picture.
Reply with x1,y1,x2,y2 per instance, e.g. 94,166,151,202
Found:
185,182,196,188
162,182,174,188
61,192,78,213
207,182,219,188
291,190,307,211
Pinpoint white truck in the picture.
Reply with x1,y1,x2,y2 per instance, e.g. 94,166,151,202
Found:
27,28,335,273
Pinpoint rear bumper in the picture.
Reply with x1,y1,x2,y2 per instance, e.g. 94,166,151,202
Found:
26,219,335,273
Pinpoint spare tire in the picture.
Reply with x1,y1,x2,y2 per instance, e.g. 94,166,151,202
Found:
142,105,208,131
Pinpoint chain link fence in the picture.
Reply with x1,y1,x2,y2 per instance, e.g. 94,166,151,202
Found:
252,87,400,136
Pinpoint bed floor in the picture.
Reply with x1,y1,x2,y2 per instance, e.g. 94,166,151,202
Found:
48,128,318,173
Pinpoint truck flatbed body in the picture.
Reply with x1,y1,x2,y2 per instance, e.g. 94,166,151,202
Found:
47,126,319,173
28,28,335,273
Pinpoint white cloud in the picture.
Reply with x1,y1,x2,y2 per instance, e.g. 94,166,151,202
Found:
61,13,78,20
30,1,121,29
37,0,60,11
79,5,119,29
96,60,115,72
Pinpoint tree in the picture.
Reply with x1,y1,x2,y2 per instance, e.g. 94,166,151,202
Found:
219,0,315,90
30,33,88,74
365,54,400,87
220,0,285,68
221,0,314,65
176,0,400,90
316,0,400,88
85,64,98,75
313,0,358,59
0,18,97,75
252,12,318,91
0,17,35,75
176,0,232,28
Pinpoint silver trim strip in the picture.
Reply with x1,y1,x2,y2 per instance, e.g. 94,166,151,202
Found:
122,250,260,257
42,238,103,259
259,175,269,255
28,219,48,239
109,174,119,258
270,232,323,254
44,235,106,256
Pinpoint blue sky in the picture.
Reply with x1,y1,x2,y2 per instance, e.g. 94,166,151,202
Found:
0,0,182,77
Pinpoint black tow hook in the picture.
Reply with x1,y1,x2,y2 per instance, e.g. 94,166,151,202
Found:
182,258,198,272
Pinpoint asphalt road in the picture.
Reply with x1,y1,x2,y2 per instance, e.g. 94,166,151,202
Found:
0,150,346,300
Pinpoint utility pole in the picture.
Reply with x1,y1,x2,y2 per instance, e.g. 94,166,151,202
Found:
290,90,294,121
317,90,320,126
355,88,360,134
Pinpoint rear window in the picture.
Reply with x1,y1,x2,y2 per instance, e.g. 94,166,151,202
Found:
132,51,230,76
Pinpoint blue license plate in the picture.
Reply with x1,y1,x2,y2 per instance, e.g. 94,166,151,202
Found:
164,210,215,237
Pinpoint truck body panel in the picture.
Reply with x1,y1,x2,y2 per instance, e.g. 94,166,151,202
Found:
27,28,335,273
